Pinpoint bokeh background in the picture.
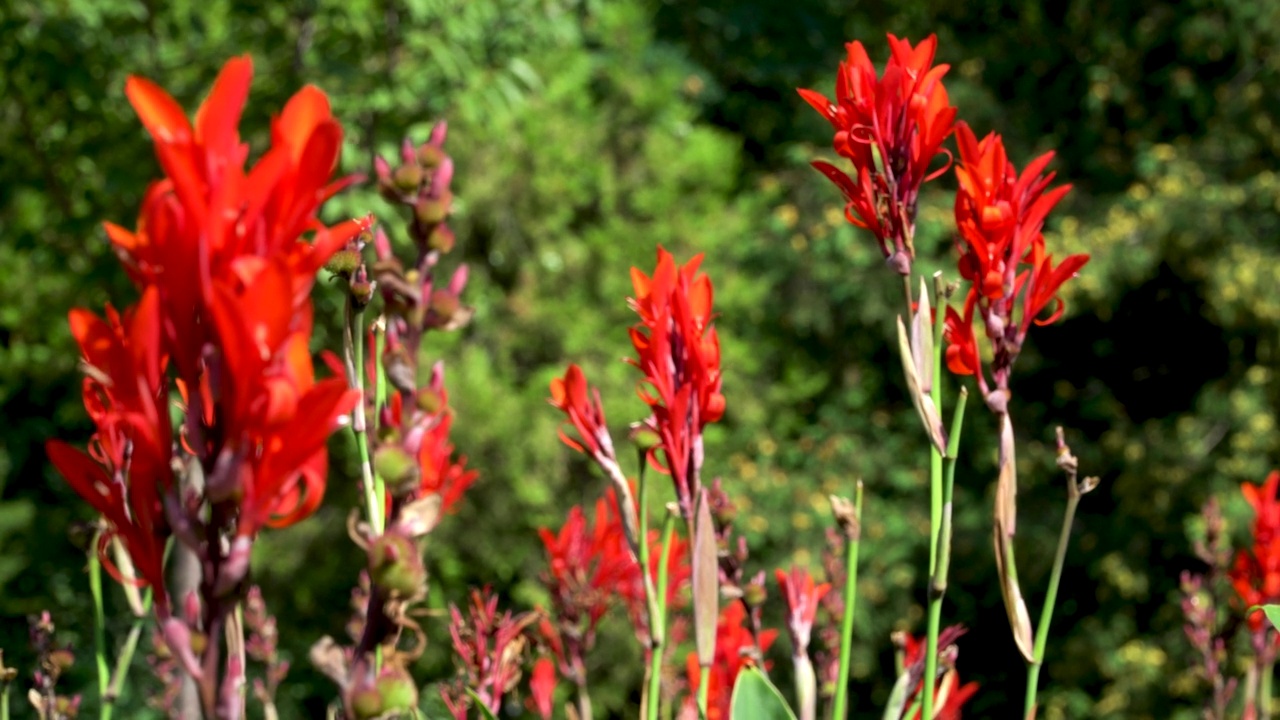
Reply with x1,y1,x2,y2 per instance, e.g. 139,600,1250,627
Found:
3,0,1280,717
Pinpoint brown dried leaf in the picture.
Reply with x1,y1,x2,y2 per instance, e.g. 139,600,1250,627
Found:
692,490,719,667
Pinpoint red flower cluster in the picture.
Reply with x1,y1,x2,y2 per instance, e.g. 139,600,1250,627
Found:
945,123,1089,401
682,602,777,720
549,363,613,462
444,588,534,718
47,56,364,611
1231,471,1280,631
628,248,726,521
901,630,978,720
799,34,957,273
46,290,172,606
538,488,690,672
776,566,831,654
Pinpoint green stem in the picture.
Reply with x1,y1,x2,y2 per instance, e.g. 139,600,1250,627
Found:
1264,652,1275,719
697,665,711,718
1023,494,1081,719
648,509,677,720
637,465,656,720
105,589,154,712
830,481,864,720
923,275,947,720
89,530,111,720
345,301,383,536
1,681,8,720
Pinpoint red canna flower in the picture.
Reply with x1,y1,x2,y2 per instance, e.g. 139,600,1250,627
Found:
47,289,173,611
207,258,360,534
775,566,831,654
682,602,777,720
539,490,636,631
549,364,613,461
628,248,725,523
1231,472,1280,631
901,629,979,720
530,657,556,720
105,56,367,391
946,122,1089,401
799,34,957,273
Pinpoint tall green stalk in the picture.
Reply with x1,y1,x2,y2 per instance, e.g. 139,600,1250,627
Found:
922,274,947,720
1023,493,1080,718
344,301,383,536
88,530,111,720
1263,654,1275,719
647,508,678,720
830,481,864,720
104,588,153,716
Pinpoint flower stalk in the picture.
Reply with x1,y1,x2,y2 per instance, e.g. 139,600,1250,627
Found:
1023,428,1098,719
922,272,949,720
88,529,111,720
829,481,863,720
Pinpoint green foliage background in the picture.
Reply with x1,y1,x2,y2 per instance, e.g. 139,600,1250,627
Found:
2,0,1279,717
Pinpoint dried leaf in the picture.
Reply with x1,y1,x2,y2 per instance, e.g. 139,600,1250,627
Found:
897,316,947,454
692,489,719,667
992,413,1034,662
395,495,443,538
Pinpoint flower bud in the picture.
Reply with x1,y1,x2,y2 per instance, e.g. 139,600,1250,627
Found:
374,446,421,497
743,580,768,608
392,164,423,194
417,143,446,169
349,280,376,311
428,290,460,323
426,224,455,254
376,666,419,713
325,248,363,278
415,388,444,415
348,687,384,720
367,531,427,598
629,424,661,453
414,193,452,226
48,649,75,673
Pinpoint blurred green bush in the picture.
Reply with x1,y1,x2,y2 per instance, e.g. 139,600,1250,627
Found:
2,0,1278,717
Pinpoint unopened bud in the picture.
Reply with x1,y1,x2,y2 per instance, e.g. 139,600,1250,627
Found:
325,249,363,278
629,424,661,453
428,290,460,322
743,581,767,608
55,695,81,717
392,164,423,193
426,224,455,253
415,388,444,415
374,446,421,497
367,532,427,598
348,687,384,720
349,280,376,310
417,142,446,168
48,649,75,672
376,666,419,713
414,193,452,226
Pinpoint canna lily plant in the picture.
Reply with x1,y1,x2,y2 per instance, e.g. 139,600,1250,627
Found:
30,29,1144,720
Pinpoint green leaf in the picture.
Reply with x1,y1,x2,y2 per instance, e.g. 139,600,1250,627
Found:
465,688,499,720
730,667,798,720
1250,604,1280,632
880,669,913,720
